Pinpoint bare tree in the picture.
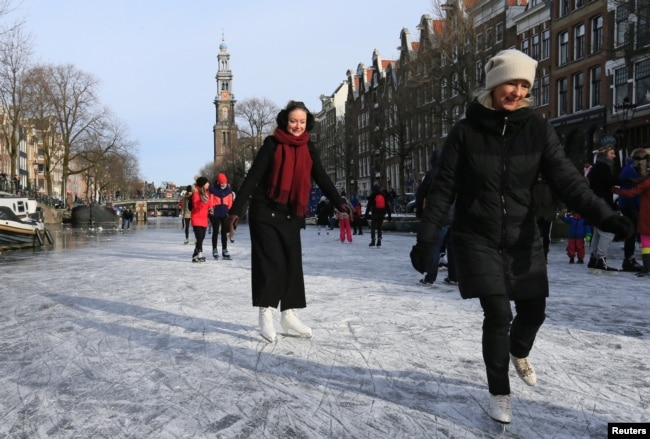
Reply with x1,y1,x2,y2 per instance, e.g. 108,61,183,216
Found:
28,63,111,197
0,23,32,179
225,97,279,188
235,97,278,156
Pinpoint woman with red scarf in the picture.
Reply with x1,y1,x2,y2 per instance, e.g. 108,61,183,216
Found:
228,101,351,343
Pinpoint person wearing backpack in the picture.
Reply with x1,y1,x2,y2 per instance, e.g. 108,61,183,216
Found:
365,185,391,247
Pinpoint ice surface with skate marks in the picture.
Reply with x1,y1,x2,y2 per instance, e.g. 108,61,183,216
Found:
0,219,647,438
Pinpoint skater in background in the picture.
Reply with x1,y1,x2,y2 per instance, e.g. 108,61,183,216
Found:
335,195,353,243
560,212,592,264
181,185,192,244
351,195,364,235
227,100,352,343
121,207,133,230
316,196,332,235
533,173,560,263
209,173,234,259
410,49,633,424
612,172,650,276
617,148,647,272
415,148,452,285
586,145,626,272
190,176,211,262
365,185,391,247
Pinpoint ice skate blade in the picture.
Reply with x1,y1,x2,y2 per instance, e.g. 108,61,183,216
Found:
260,333,276,343
281,332,312,339
588,268,618,275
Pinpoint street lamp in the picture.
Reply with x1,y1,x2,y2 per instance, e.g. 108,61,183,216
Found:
614,95,637,164
33,163,38,196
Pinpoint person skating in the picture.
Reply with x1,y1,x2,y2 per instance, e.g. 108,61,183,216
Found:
190,177,211,262
617,148,647,271
227,100,352,343
209,173,234,260
410,49,633,424
561,212,592,264
181,185,192,244
365,185,390,247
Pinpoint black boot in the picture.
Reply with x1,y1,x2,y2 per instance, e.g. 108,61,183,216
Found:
636,254,650,277
376,237,382,247
369,239,376,247
622,256,643,272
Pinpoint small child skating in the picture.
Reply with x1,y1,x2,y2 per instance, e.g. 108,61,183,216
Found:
560,212,592,264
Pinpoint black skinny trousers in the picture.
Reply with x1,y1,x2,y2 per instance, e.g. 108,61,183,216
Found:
193,226,206,254
210,216,229,250
479,295,546,395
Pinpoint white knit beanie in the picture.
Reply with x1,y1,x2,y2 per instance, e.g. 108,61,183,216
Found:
485,49,538,91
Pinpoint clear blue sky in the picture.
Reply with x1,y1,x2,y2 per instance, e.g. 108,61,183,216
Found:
17,0,431,187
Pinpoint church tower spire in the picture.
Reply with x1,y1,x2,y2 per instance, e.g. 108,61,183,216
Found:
213,30,238,167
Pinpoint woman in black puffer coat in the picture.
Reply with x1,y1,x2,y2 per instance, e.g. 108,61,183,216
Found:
410,49,633,424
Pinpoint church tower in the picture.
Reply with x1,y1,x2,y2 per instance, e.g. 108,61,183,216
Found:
213,32,238,167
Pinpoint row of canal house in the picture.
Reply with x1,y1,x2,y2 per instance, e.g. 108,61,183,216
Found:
313,0,650,198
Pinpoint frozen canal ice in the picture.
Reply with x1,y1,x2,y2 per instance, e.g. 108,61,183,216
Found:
1,218,648,438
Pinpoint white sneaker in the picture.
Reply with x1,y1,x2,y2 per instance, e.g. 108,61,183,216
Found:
259,307,276,342
511,354,537,386
488,394,512,424
280,309,312,338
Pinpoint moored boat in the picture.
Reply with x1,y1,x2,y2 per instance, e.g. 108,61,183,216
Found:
0,206,53,250
69,205,119,228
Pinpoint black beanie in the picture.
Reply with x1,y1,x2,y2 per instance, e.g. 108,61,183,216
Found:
196,176,208,187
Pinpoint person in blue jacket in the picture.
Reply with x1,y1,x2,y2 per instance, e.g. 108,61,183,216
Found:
561,212,592,264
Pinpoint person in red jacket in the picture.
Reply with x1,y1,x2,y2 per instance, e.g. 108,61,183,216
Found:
190,176,211,262
209,173,235,259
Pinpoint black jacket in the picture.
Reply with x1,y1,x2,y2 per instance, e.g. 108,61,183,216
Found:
417,100,617,300
230,135,343,218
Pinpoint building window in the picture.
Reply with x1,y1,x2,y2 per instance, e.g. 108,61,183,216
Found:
542,29,551,59
442,110,449,137
616,4,631,46
441,78,448,101
590,65,601,107
452,73,459,97
558,31,569,66
541,75,550,106
614,67,628,106
496,22,504,43
573,72,584,111
559,0,569,17
531,34,540,60
640,4,650,47
574,24,585,60
521,39,529,56
634,59,650,106
476,60,484,86
575,0,584,8
533,78,540,107
476,33,484,53
558,78,568,116
591,16,603,54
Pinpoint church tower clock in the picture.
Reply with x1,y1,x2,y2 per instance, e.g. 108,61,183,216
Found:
213,33,238,167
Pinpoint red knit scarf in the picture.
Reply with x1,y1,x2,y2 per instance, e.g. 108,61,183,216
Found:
267,128,313,216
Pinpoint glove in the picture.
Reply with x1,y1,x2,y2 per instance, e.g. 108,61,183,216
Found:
600,215,634,242
585,233,592,243
339,203,354,218
410,241,433,274
227,214,240,229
